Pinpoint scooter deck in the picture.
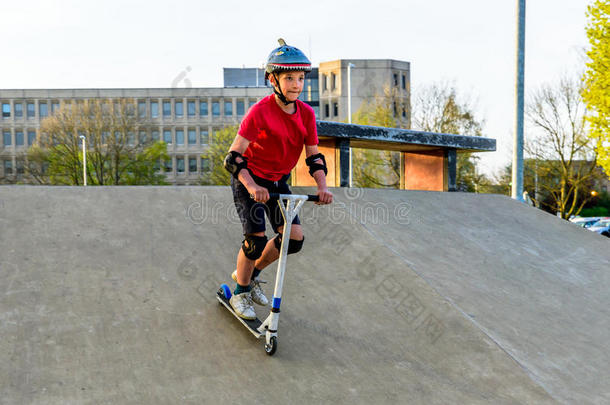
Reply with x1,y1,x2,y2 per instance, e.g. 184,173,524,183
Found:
216,291,264,339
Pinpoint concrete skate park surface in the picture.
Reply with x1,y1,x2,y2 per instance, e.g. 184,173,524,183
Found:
0,186,608,404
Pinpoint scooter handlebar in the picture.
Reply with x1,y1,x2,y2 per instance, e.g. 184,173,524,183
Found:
268,193,319,202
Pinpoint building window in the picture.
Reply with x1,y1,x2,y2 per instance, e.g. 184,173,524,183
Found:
51,101,59,114
212,101,220,116
16,159,24,174
151,101,159,118
15,103,23,118
154,160,161,172
200,101,208,116
188,129,196,145
152,130,159,142
393,102,397,116
333,103,338,117
163,101,171,117
331,73,336,90
189,157,197,173
39,103,48,118
163,129,172,144
175,101,183,117
138,101,146,117
164,159,172,172
139,131,147,144
16,131,24,146
4,160,13,174
249,100,256,109
3,131,11,146
393,74,398,86
176,129,184,145
200,130,209,145
237,100,245,116
177,157,185,173
201,157,210,172
224,101,233,116
187,101,196,117
324,104,329,118
27,103,35,118
28,131,36,145
127,132,135,146
2,103,10,118
322,75,327,90
402,75,406,90
402,107,407,118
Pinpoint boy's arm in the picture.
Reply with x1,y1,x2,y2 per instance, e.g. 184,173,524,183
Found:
305,145,333,205
227,134,269,202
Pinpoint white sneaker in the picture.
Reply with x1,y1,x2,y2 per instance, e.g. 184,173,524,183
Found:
232,270,269,306
229,292,256,320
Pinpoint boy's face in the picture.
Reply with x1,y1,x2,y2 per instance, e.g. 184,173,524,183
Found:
272,71,306,102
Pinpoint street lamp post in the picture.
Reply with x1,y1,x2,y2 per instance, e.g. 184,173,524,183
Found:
347,62,355,187
79,135,87,186
512,0,526,201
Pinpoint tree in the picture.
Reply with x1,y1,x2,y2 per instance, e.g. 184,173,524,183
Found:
35,99,168,185
24,146,51,185
122,140,170,185
582,0,610,179
351,82,487,190
526,76,602,218
200,124,239,185
412,82,487,192
351,86,406,188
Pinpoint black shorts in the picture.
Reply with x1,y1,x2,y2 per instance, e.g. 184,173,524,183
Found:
231,172,301,236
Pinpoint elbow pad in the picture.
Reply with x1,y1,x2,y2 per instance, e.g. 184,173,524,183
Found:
305,153,328,177
224,151,248,178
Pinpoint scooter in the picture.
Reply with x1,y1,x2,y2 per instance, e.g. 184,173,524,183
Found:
217,193,319,356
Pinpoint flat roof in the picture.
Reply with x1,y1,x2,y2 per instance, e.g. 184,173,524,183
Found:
317,121,496,153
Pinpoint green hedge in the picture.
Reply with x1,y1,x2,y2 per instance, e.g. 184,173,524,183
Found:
579,206,609,217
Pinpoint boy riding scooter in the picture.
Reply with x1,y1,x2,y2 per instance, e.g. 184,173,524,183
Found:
223,38,333,320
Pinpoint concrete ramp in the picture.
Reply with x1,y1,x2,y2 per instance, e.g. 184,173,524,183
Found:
0,186,607,404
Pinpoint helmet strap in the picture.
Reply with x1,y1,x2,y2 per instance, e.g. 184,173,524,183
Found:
272,72,295,106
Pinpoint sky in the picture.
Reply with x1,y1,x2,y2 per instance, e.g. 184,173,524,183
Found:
0,0,590,177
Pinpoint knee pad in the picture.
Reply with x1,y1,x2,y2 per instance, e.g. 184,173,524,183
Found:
242,235,268,260
273,234,305,255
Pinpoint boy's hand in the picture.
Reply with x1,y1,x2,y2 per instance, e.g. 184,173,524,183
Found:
248,184,270,203
316,188,333,205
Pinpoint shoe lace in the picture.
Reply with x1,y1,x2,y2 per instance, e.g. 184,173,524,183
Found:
251,279,266,294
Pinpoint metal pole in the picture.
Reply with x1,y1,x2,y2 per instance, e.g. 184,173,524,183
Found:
80,135,87,186
347,63,355,187
534,145,539,207
512,0,526,201
348,63,353,124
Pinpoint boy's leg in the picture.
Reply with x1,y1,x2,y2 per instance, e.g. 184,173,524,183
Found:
254,180,304,273
235,231,266,284
254,224,303,271
229,176,267,317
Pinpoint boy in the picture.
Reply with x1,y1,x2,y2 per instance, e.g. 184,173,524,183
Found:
223,39,333,319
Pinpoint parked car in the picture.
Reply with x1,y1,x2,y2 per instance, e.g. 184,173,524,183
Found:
588,218,610,237
570,217,602,228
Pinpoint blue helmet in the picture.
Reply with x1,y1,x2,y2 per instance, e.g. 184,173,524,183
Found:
265,38,312,75
265,38,311,106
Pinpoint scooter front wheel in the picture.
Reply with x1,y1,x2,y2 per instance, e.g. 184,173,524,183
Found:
264,336,277,356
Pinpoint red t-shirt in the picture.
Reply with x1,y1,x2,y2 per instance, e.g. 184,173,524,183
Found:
238,94,318,181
